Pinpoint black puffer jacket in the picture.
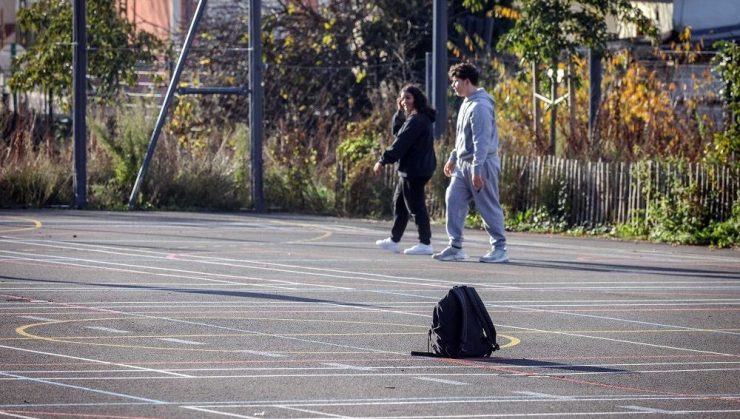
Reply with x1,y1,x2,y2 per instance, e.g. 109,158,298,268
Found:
379,108,437,178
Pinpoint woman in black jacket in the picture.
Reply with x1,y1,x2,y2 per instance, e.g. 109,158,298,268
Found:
373,84,437,255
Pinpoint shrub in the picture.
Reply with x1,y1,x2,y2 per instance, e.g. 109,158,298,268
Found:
90,104,153,187
264,127,334,213
699,200,740,248
0,135,71,208
138,130,244,211
612,159,738,247
335,126,388,217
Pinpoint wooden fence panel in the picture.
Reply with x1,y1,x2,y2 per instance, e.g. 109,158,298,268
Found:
336,155,738,226
495,156,739,226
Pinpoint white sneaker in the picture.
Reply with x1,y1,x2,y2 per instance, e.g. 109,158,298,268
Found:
432,246,467,261
403,243,434,255
479,248,509,263
375,237,400,253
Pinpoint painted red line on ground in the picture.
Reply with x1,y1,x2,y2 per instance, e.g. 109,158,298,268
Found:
442,357,740,405
2,353,738,369
542,308,740,312
0,410,157,419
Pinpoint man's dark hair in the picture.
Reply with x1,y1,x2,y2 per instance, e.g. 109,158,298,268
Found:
448,62,479,86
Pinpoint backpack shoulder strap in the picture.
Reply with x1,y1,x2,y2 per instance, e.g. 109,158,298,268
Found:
464,286,500,353
450,286,470,348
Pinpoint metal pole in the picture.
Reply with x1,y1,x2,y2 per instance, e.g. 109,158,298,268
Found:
532,60,540,138
425,52,432,99
588,48,602,150
128,0,208,209
432,0,447,138
568,57,576,149
249,0,264,211
73,0,87,208
11,42,17,114
549,58,558,156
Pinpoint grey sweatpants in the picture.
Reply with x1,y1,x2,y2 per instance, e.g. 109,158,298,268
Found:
444,158,506,250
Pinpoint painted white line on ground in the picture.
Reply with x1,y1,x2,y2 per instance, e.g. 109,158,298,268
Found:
0,410,39,419
276,404,348,417
515,392,574,401
18,316,57,322
6,393,739,407
321,411,736,417
4,367,740,382
0,371,165,404
181,406,263,418
321,362,375,371
515,301,740,307
9,361,740,375
415,376,468,386
4,239,738,298
3,236,738,361
30,299,410,356
493,303,740,337
500,285,740,291
3,299,738,310
620,405,678,414
0,344,192,378
236,350,285,358
0,252,310,291
501,323,740,358
85,326,130,334
0,238,456,289
158,338,206,345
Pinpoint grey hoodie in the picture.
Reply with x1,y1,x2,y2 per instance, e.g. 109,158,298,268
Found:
449,88,500,175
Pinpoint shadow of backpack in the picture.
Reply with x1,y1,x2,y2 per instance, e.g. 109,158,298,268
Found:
412,285,500,358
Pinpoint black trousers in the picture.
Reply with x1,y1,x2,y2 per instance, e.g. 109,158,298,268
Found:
391,175,432,245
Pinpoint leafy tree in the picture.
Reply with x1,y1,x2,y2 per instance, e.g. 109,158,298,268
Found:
463,0,657,155
497,0,655,66
167,0,437,210
708,40,740,168
451,0,515,59
262,0,433,120
178,0,435,159
9,0,163,100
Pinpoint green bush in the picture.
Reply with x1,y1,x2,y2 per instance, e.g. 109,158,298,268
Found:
647,180,708,244
0,151,70,208
612,159,738,247
334,124,390,217
698,200,740,248
90,104,152,187
264,133,333,213
0,125,72,208
148,158,242,211
707,40,740,169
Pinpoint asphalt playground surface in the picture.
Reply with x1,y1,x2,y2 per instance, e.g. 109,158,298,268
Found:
0,209,739,418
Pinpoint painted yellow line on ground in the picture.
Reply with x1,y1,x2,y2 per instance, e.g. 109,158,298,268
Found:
14,317,423,352
498,334,520,349
15,315,427,327
16,317,521,351
0,216,42,233
269,219,334,243
4,332,428,341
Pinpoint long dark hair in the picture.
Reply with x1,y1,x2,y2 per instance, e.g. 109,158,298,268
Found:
402,84,436,121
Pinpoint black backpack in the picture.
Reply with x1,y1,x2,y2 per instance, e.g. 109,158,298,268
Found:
412,285,500,358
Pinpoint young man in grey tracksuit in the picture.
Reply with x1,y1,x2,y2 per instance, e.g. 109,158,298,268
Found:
432,62,509,263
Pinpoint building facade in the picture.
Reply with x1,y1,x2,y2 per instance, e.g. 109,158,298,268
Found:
614,0,740,43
